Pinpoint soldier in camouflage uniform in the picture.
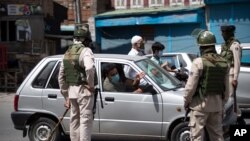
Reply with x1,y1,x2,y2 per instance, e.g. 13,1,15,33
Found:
184,30,229,141
58,27,95,141
220,25,242,117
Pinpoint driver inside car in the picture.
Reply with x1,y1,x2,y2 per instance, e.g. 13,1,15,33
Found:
102,63,145,93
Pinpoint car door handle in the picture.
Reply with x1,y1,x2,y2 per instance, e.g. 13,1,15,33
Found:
105,97,115,102
48,94,57,99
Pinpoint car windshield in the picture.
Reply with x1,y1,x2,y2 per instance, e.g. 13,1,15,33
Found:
136,59,182,91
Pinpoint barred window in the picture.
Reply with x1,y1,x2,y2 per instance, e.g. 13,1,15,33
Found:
115,0,127,9
130,0,143,8
149,0,164,7
169,0,184,6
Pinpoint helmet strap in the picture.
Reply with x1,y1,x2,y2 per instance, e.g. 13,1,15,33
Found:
200,46,216,56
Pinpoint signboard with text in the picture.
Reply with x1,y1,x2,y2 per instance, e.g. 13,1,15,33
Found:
7,4,42,16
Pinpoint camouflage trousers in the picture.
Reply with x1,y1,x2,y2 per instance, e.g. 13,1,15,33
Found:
189,110,224,141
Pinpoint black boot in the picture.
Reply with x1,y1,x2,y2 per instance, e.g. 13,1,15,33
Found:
236,116,246,125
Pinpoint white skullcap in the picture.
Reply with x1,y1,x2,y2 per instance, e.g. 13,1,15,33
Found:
131,35,142,44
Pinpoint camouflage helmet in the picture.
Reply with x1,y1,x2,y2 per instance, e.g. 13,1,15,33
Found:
73,29,87,37
197,31,216,46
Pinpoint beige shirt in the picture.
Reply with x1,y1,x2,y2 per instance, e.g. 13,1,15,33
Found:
184,58,229,112
58,47,95,99
229,41,241,80
103,77,126,92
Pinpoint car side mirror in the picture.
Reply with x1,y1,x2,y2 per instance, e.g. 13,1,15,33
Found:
139,84,157,95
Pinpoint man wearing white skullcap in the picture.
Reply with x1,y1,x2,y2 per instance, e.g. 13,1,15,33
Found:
131,35,142,44
124,35,146,82
128,35,145,56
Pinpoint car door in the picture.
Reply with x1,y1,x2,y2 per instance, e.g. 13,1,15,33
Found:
96,60,163,137
42,61,100,134
238,47,250,107
41,61,71,133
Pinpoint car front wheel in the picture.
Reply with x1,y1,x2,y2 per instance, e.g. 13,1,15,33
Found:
170,121,190,141
28,117,61,141
170,121,212,141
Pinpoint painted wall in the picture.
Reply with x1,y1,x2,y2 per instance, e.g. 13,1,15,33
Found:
96,26,140,54
208,2,250,44
154,23,201,54
97,22,203,54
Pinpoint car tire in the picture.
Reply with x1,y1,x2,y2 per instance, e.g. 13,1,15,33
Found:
28,117,61,141
170,121,190,141
170,121,210,141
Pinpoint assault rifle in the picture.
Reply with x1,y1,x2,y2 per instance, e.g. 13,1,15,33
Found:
233,86,237,113
183,108,191,122
93,87,104,119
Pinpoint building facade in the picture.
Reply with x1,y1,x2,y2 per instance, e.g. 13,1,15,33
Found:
0,0,110,91
95,0,250,55
0,0,56,91
95,0,205,54
53,0,110,53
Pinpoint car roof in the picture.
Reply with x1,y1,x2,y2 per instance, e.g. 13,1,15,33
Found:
45,54,147,62
145,52,196,57
216,43,250,49
240,43,250,49
216,43,250,54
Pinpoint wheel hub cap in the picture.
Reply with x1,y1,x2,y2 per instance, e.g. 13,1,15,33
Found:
36,125,51,141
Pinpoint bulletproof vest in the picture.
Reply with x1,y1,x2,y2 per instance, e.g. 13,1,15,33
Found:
195,53,228,99
220,38,240,65
63,44,87,86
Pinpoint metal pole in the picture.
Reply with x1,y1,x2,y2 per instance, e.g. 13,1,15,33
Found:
205,5,210,30
75,0,82,29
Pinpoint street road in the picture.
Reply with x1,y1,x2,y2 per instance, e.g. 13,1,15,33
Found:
0,93,29,141
1,92,249,141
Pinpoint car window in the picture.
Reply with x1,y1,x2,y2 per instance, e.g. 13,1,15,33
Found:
241,49,250,66
47,62,60,89
102,62,145,93
178,54,187,68
32,61,57,88
161,55,179,68
136,59,180,91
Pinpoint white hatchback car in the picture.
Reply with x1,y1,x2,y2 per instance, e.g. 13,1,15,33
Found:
11,54,191,141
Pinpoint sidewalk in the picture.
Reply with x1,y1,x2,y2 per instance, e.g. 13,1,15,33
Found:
0,92,15,98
